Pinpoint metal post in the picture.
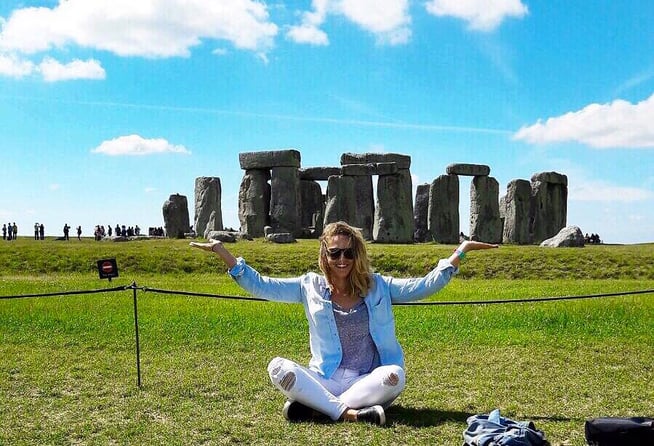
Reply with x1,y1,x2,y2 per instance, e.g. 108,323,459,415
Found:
131,281,142,388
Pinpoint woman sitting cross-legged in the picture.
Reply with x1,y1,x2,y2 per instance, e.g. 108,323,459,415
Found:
190,221,498,425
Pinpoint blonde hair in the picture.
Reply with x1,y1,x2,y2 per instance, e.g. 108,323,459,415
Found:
318,221,373,297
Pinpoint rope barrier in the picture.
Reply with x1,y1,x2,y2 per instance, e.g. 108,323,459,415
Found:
1,285,653,305
393,288,654,306
140,286,654,306
140,286,268,302
0,285,129,300
2,283,653,390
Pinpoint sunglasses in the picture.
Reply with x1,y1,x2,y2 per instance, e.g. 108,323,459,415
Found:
326,247,355,260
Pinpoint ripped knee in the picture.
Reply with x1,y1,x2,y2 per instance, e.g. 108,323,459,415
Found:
381,365,406,389
384,372,400,387
267,357,298,391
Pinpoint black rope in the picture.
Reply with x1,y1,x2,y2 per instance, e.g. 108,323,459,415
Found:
393,288,654,306
0,285,129,300
140,286,654,306
140,286,268,302
2,285,653,306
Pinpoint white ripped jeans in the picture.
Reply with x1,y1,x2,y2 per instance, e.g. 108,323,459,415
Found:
267,357,406,420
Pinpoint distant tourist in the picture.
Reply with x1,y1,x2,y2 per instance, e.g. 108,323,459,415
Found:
63,224,70,241
39,223,44,240
77,226,82,241
34,222,39,240
2,224,6,240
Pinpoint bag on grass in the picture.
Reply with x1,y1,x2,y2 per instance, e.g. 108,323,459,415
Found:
463,409,547,446
584,416,654,445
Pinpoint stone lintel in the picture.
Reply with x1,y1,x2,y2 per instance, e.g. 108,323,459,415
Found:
239,149,301,170
446,163,490,177
340,152,411,169
299,167,342,180
341,163,376,176
530,171,568,186
375,162,401,176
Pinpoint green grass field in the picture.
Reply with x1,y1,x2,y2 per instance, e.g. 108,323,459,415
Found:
1,237,653,445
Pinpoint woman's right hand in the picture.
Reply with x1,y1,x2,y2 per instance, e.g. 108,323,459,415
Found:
189,239,222,253
190,239,238,268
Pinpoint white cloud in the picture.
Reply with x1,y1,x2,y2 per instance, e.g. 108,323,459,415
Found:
0,0,278,58
425,0,528,32
39,57,105,81
569,180,653,203
514,93,654,148
287,0,411,46
286,0,329,45
338,0,411,45
91,135,191,156
212,48,229,56
0,53,35,77
286,24,329,45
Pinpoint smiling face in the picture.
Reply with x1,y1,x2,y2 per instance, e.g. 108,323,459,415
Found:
325,234,354,283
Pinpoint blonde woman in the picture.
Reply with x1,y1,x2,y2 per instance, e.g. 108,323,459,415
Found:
191,221,497,425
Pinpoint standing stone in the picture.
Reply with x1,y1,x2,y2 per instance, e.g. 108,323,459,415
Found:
499,195,507,235
428,174,459,244
162,193,190,239
342,167,374,240
530,171,568,243
194,177,223,239
470,176,502,243
413,184,430,242
502,179,531,244
324,176,357,227
300,180,324,236
238,169,270,238
373,170,414,243
270,166,301,235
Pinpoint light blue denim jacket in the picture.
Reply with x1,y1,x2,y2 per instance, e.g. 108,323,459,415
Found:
228,257,458,379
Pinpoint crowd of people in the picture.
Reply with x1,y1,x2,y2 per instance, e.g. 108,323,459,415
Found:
93,224,142,241
3,222,148,241
585,233,602,244
2,223,19,240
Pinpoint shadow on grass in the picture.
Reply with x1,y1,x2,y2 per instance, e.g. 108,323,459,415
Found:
387,406,577,427
387,405,473,427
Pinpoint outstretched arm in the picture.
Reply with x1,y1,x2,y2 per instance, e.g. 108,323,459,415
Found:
189,239,238,269
448,240,499,268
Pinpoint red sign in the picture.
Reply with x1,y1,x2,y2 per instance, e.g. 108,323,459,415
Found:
102,261,114,274
97,258,119,280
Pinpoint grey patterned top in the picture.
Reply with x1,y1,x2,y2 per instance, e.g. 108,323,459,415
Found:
333,300,380,374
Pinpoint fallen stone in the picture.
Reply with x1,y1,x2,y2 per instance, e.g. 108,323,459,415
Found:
205,231,237,243
540,225,584,247
266,232,296,243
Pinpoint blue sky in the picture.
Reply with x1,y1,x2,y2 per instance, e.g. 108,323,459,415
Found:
1,0,652,243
